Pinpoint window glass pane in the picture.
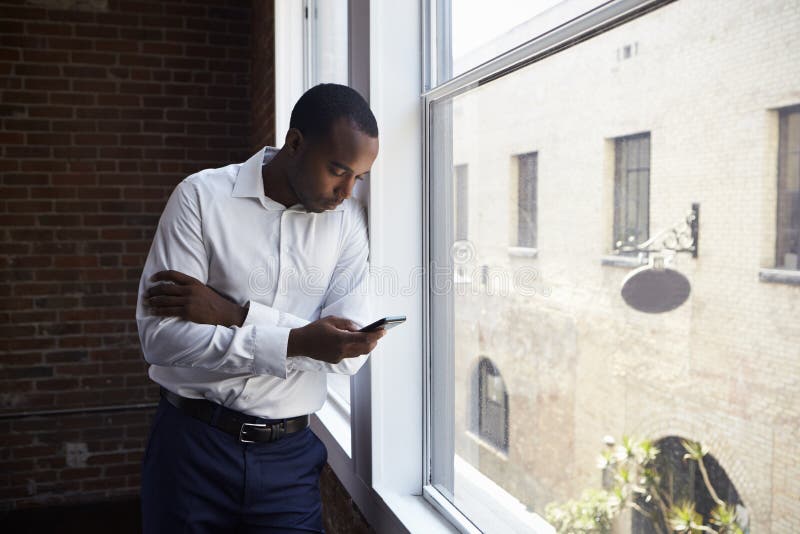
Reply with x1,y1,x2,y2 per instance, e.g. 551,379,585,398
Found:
309,0,348,87
429,2,800,533
306,0,351,408
433,0,607,85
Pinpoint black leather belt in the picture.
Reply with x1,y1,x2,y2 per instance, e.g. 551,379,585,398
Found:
160,387,310,444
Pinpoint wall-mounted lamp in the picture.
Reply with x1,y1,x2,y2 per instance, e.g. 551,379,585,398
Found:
616,204,700,313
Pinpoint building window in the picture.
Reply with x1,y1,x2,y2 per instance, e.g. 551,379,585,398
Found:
474,357,509,452
777,107,800,270
613,132,650,250
516,152,538,248
632,436,747,534
455,164,469,241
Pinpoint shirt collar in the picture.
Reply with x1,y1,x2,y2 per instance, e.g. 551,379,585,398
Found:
233,146,345,212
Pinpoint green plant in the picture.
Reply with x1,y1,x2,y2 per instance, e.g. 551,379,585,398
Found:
544,489,619,534
544,437,747,534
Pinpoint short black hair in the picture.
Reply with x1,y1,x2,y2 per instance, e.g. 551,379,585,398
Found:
289,83,378,141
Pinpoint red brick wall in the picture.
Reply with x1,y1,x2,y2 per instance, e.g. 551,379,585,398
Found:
0,0,271,511
251,0,275,150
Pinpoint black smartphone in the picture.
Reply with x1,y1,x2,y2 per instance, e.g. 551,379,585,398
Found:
359,315,407,332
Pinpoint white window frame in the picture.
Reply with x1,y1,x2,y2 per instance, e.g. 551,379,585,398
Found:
423,1,675,533
277,1,455,532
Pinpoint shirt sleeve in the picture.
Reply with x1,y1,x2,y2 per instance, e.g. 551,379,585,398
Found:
135,179,293,379
242,300,309,329
286,202,373,375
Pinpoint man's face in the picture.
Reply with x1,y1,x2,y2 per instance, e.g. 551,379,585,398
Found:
289,117,379,213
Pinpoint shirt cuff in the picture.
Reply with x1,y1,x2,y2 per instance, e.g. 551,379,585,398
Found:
243,301,290,379
250,324,291,378
243,300,281,327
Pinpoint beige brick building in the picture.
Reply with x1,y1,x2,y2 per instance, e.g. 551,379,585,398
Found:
449,1,800,532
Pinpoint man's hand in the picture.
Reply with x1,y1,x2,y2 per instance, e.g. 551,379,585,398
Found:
144,270,247,327
288,316,386,364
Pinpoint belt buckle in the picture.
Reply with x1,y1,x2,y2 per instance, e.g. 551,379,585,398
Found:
239,422,269,443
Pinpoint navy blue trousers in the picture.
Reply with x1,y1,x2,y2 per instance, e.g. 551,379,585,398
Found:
140,397,327,533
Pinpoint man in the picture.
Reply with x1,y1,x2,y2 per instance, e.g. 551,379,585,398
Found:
135,83,385,533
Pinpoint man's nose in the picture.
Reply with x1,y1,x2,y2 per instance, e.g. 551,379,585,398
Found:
338,177,356,200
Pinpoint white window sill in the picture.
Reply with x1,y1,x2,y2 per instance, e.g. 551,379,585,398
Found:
422,456,555,534
380,489,462,534
326,382,352,418
758,268,800,286
423,485,482,534
508,246,539,258
600,254,646,268
311,412,459,534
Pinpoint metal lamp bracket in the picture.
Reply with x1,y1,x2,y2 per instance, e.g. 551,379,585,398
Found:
615,203,699,259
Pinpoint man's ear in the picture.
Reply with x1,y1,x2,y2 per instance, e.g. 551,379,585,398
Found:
284,128,304,155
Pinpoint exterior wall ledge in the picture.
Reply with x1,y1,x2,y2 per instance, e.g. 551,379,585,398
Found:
758,268,800,286
600,254,647,268
508,246,539,258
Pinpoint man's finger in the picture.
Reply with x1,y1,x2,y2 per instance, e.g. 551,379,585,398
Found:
146,283,189,297
341,320,361,332
341,330,384,346
325,316,357,331
361,329,386,341
146,306,185,318
343,338,380,357
149,270,199,285
146,295,187,308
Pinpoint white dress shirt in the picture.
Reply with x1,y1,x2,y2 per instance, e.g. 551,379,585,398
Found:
135,146,372,418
